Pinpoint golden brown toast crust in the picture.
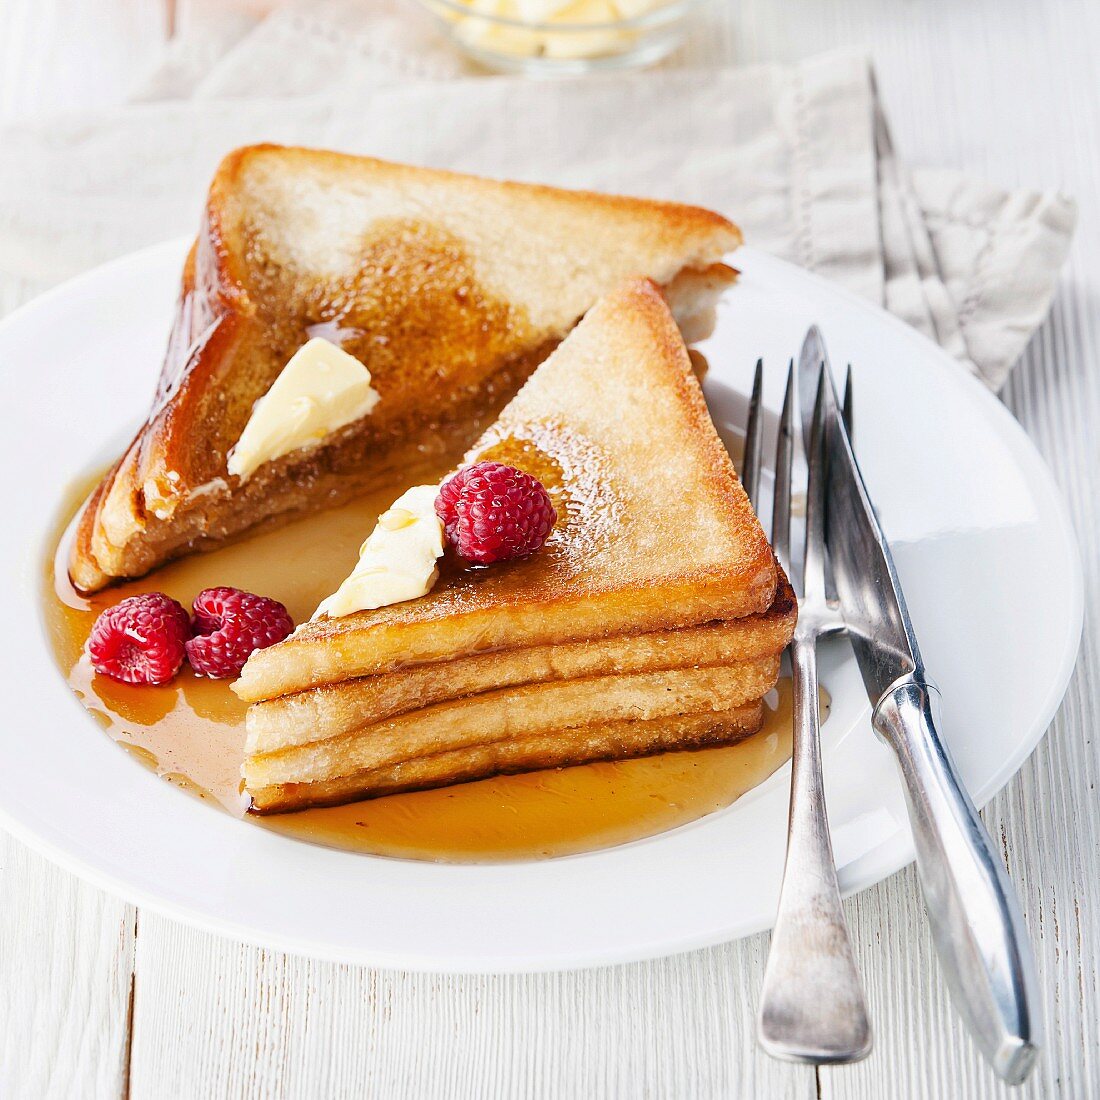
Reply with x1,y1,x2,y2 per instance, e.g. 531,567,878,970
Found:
70,145,740,592
237,278,777,702
245,574,796,752
244,660,781,796
249,703,764,813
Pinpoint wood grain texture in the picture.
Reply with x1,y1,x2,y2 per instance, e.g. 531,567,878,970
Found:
770,2,1100,1096
0,4,167,1097
0,842,136,1099
128,914,815,1099
1,1,1098,1097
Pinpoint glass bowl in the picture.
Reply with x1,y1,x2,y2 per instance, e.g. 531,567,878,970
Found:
416,0,706,74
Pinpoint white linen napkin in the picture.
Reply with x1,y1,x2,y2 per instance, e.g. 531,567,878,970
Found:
0,0,1075,391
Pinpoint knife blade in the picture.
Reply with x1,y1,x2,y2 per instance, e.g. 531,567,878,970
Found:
799,327,854,452
814,336,1041,1084
797,328,850,607
797,326,825,455
815,365,919,699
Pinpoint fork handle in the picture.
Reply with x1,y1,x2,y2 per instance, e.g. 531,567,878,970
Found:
757,635,872,1064
873,674,1041,1084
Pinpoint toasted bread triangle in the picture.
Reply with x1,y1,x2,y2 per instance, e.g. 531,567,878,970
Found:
70,145,740,592
235,278,776,703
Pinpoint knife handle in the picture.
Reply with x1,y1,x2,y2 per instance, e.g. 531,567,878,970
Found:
872,674,1042,1084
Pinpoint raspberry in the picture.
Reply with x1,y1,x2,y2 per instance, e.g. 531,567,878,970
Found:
87,593,191,685
185,587,294,679
435,461,556,564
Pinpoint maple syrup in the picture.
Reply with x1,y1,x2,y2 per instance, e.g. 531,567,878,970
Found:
44,476,822,863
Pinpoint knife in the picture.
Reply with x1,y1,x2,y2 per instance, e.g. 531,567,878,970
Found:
805,327,1042,1084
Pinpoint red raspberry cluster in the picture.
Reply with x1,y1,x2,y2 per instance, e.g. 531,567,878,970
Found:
435,461,556,565
87,587,293,685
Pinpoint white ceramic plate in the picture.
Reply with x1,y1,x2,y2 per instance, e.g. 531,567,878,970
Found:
0,242,1081,973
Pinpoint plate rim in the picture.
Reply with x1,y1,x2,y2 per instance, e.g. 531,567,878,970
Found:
0,239,1083,973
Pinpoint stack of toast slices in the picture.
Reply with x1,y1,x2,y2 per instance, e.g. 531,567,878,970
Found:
69,145,741,594
234,279,796,813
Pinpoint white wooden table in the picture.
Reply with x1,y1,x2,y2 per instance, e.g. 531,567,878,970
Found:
1,1,1097,1096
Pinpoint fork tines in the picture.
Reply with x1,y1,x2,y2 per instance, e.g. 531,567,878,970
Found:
745,357,853,596
770,364,795,576
741,358,764,510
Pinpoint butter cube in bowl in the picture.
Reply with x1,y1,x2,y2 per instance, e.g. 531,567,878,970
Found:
418,0,705,73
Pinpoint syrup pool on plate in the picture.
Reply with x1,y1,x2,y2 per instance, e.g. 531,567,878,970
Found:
44,474,821,863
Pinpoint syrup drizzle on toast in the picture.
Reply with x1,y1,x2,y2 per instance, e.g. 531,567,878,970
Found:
46,473,821,863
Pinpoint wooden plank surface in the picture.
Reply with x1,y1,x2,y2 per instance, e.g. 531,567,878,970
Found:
0,843,136,1099
0,6,166,1098
0,1,1097,1097
127,915,814,1099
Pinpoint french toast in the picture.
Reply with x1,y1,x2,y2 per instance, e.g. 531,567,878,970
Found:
241,278,793,813
70,145,740,593
245,575,796,752
249,704,766,813
235,278,777,703
245,660,781,797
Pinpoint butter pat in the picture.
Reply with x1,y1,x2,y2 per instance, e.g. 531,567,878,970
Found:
314,486,445,619
227,338,379,481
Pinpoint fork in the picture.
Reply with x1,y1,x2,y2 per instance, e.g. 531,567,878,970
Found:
741,359,872,1064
